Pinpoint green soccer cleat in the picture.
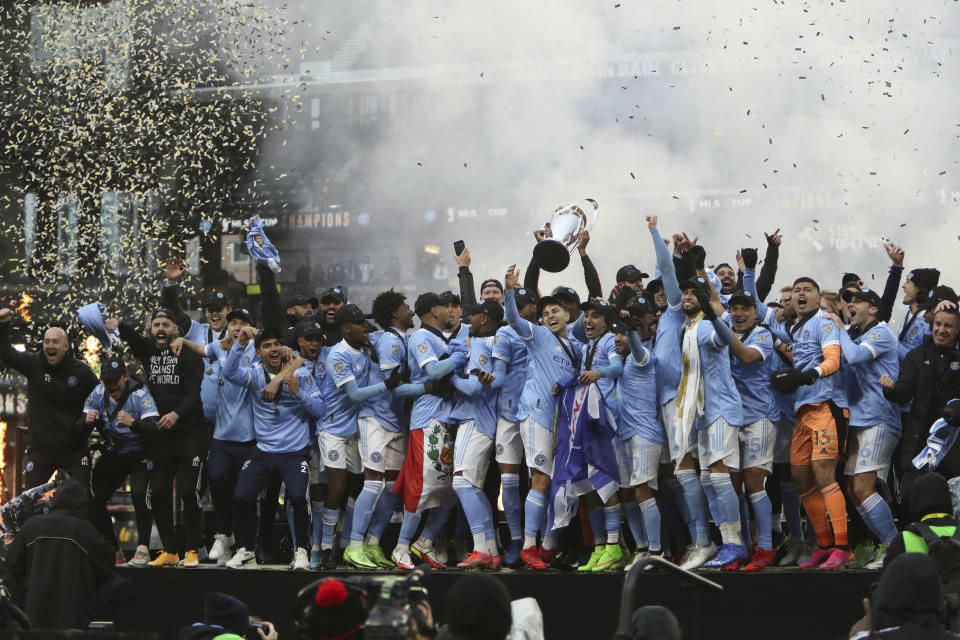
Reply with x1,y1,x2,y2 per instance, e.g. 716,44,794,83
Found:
864,544,887,570
579,546,605,573
364,543,394,569
847,542,876,568
592,544,625,572
344,545,378,570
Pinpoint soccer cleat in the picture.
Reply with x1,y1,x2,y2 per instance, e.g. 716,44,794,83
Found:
538,547,557,566
743,548,777,572
798,547,833,569
321,548,338,570
364,544,394,569
115,549,127,565
392,547,415,571
521,546,547,570
209,533,234,561
704,544,747,569
578,546,605,572
624,549,650,572
592,544,625,572
848,542,877,569
864,544,886,570
129,545,150,567
412,538,446,569
797,542,818,567
309,547,322,569
819,547,854,570
778,540,807,567
490,553,503,570
344,545,378,570
147,551,179,567
679,542,717,571
292,547,310,570
180,549,200,568
226,548,257,569
504,540,523,568
457,550,495,570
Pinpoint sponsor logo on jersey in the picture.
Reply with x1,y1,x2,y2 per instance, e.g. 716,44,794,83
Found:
823,323,833,335
143,397,153,408
756,334,768,343
391,344,401,356
333,361,345,374
868,332,880,342
417,342,428,354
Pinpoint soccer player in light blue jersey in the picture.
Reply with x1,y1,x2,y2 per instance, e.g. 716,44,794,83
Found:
825,288,901,569
570,298,626,573
675,275,745,570
319,304,404,571
726,290,780,571
222,327,322,571
392,292,468,571
451,299,503,570
492,286,537,568
170,307,258,566
503,265,581,570
897,268,939,361
346,290,425,570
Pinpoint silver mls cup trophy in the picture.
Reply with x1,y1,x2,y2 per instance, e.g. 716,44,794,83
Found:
532,198,599,273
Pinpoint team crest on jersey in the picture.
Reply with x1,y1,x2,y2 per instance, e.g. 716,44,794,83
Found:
495,444,504,455
417,342,428,354
317,363,326,373
803,331,810,340
910,327,920,338
823,323,833,335
371,451,383,464
952,362,960,371
328,450,340,462
143,398,153,409
305,376,313,387
333,361,345,375
534,454,547,467
205,367,213,376
241,357,250,366
391,344,401,356
868,333,880,342
24,461,33,473
756,334,768,343
68,376,78,386
478,354,489,366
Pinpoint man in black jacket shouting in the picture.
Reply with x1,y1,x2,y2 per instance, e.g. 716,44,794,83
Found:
0,307,98,489
118,309,205,567
880,306,960,513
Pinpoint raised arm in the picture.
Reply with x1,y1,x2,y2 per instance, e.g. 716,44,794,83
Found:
648,216,680,307
577,232,603,299
626,330,652,367
878,242,905,323
117,321,154,363
504,266,533,340
0,311,36,376
455,246,477,307
743,263,777,328
257,263,285,332
160,259,193,338
222,332,257,391
756,229,782,302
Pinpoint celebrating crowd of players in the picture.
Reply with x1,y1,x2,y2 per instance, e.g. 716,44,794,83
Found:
1,215,958,575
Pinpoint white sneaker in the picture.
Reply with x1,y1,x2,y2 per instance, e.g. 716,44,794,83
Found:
226,547,258,569
209,533,234,561
624,549,650,572
392,547,415,571
679,542,717,570
778,540,806,567
128,545,150,567
292,547,309,570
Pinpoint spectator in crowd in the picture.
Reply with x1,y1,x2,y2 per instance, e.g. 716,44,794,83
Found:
178,591,278,640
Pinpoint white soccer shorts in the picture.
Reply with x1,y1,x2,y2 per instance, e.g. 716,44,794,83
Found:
454,420,494,487
319,431,362,474
616,434,662,489
519,417,555,477
844,423,897,477
358,416,406,474
740,417,776,473
495,416,523,465
697,418,740,469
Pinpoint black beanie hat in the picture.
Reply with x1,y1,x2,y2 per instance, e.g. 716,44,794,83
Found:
203,592,249,634
909,472,954,521
630,605,682,640
872,554,946,631
445,574,512,640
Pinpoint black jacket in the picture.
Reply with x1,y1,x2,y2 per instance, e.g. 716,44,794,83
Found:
6,480,116,630
883,337,960,474
117,322,204,430
0,324,98,454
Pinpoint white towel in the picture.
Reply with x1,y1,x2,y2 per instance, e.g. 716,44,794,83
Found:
673,316,705,461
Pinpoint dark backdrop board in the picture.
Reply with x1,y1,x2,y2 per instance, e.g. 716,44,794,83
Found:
109,566,877,640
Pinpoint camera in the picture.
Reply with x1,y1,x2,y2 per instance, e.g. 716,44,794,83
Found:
0,482,56,541
295,569,430,640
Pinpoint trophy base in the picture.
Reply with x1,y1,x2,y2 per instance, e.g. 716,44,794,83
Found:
533,240,572,273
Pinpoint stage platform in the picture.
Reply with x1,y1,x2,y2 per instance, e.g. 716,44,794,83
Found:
112,564,877,640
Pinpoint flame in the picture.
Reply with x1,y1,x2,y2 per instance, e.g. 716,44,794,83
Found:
82,334,102,372
15,293,33,323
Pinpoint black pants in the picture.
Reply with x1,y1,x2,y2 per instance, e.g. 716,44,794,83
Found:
89,451,151,550
24,447,90,491
148,430,209,553
233,446,310,552
207,439,255,536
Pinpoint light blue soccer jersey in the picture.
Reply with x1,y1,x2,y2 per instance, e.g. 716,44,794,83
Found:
653,305,684,407
841,322,902,433
686,318,743,429
615,343,660,442
83,384,160,455
898,311,930,362
789,311,844,412
505,290,581,430
360,330,408,433
185,321,225,424
580,332,622,420
408,327,455,429
729,325,778,424
320,340,375,437
204,340,256,442
492,326,527,422
222,344,312,454
466,335,499,439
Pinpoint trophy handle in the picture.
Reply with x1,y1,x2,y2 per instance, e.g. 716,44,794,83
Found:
582,198,599,233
